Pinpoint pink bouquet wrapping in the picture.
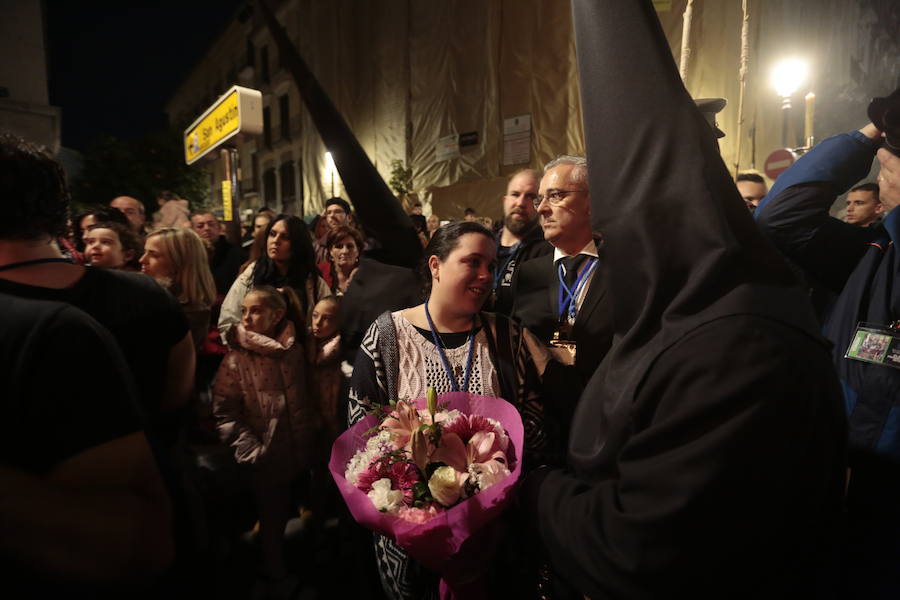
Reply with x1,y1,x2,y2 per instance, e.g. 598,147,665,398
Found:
329,390,524,598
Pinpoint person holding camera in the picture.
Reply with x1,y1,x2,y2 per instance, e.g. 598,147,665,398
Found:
756,91,900,597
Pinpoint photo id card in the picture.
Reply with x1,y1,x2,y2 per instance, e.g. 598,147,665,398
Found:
845,323,900,370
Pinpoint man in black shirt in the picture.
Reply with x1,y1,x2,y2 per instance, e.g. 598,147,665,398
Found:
492,168,552,316
0,134,193,435
190,210,247,295
0,293,173,596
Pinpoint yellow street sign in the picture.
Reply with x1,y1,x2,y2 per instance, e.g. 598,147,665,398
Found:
184,85,263,165
221,180,233,221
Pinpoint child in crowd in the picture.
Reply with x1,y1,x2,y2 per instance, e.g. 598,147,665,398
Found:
83,221,143,272
307,296,342,439
307,296,343,526
212,286,319,593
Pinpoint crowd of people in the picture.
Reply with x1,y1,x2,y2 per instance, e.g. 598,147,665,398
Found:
3,2,900,599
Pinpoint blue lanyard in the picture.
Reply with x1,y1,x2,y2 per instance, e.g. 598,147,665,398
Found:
423,298,476,393
493,242,520,290
557,257,598,321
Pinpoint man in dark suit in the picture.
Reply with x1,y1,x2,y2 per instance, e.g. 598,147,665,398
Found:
512,155,612,383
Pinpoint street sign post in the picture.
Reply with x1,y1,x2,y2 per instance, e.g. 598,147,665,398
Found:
184,85,262,242
184,85,262,165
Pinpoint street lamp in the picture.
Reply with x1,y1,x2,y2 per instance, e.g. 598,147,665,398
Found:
770,58,808,147
325,151,335,197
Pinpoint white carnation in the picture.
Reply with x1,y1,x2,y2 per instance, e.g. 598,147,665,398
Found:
438,409,461,424
345,450,373,485
346,431,395,485
367,478,404,512
469,460,511,491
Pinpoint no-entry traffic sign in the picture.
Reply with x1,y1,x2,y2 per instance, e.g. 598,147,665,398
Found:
764,148,797,180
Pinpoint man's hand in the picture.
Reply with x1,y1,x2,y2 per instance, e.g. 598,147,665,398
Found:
859,123,884,142
877,148,900,212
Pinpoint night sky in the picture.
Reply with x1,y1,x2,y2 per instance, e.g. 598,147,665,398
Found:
46,1,244,152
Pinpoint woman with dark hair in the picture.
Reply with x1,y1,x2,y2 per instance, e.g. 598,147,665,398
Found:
317,224,364,295
348,220,559,600
239,211,275,275
218,214,329,343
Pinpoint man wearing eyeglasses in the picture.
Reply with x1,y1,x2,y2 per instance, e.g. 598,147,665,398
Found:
512,155,612,384
110,196,147,236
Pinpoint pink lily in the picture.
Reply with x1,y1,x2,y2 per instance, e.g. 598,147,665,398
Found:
410,428,434,472
381,401,423,450
432,432,507,472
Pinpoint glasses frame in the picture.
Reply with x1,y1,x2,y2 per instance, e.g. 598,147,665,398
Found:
532,189,588,210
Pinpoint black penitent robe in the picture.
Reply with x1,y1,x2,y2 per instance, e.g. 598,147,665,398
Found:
524,1,847,598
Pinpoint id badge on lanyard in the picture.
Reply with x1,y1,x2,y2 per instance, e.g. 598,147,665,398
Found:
845,322,900,370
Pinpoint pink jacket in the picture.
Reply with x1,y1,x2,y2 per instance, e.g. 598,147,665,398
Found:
307,332,342,438
212,321,319,473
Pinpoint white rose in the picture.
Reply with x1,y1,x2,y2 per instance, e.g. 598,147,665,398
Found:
367,478,404,512
428,465,468,507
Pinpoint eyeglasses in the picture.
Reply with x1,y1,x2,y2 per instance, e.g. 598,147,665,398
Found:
532,189,587,209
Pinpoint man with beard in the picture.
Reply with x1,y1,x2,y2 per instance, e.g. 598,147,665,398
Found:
492,169,552,316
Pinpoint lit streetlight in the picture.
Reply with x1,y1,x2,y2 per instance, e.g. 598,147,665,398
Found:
770,58,808,147
771,58,807,98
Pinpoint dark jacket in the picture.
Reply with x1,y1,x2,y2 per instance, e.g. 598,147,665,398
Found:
756,130,900,460
338,256,422,364
511,245,611,382
210,235,247,296
491,223,552,317
756,128,900,599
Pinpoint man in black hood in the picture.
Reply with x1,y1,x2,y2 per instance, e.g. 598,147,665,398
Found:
523,2,847,598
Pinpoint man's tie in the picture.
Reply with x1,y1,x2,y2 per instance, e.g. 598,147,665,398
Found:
562,254,588,290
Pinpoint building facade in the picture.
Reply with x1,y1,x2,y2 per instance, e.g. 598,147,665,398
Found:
0,0,61,153
167,0,899,222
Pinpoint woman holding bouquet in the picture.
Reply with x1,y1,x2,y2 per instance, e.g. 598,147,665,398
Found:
348,220,559,600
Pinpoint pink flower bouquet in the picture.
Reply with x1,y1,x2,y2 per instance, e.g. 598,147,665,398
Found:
329,390,525,598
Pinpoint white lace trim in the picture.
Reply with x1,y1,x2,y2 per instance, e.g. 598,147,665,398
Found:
392,311,498,401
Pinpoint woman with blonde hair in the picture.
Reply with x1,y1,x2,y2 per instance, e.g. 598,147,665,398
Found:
140,227,217,351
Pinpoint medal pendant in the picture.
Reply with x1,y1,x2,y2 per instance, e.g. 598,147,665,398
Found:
550,329,577,363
